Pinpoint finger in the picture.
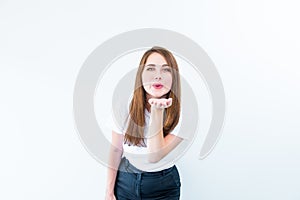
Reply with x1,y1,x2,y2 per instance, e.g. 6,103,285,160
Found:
148,98,154,104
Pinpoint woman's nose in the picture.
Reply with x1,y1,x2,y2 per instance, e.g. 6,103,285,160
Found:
154,73,162,80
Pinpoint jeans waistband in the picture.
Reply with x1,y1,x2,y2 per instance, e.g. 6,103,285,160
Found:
118,157,175,176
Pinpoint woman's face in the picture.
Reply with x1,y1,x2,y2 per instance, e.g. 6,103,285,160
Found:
142,52,173,99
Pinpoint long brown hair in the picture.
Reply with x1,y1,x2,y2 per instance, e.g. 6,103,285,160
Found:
124,46,181,146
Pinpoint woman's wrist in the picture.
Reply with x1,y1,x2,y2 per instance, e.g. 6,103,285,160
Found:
150,107,164,125
146,107,164,139
150,106,164,115
106,188,114,195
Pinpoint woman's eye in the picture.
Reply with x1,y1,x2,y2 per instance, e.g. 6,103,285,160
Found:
163,68,171,72
146,67,155,71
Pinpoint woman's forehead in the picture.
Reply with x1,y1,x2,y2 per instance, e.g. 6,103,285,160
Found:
145,52,168,65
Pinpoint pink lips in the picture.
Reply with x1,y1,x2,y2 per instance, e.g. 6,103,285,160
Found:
153,83,163,89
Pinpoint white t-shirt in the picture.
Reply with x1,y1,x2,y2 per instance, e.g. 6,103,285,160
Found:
109,106,190,172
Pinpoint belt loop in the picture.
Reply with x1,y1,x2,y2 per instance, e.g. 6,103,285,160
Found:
124,157,130,172
135,173,142,197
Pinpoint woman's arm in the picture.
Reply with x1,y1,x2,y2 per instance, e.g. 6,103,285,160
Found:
146,99,183,163
105,131,124,199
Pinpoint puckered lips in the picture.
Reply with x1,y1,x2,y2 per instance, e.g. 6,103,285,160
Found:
152,83,163,89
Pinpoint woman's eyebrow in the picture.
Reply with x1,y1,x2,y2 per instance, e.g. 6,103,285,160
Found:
145,64,169,67
145,64,156,67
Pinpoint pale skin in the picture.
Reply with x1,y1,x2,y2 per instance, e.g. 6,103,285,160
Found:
146,98,183,163
105,53,183,200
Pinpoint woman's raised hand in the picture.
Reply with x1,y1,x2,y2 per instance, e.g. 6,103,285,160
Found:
148,98,172,110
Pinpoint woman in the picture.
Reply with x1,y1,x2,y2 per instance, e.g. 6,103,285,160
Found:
106,46,184,200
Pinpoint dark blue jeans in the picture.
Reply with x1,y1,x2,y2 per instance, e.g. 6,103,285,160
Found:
114,157,181,200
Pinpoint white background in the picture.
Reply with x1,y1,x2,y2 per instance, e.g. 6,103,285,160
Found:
1,0,300,199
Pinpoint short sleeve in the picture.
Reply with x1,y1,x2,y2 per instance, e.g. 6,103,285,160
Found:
110,114,123,134
107,104,129,135
169,112,192,141
170,112,182,136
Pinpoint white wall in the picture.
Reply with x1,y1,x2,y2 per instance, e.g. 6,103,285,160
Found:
1,0,300,199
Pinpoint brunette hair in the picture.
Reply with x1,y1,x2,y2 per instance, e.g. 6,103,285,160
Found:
124,46,181,146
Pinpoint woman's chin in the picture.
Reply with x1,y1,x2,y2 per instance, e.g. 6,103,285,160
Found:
149,93,168,99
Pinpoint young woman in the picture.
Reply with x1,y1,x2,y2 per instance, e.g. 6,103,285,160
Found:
105,46,184,200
